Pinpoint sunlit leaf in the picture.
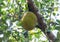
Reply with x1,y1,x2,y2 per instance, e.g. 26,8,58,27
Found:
54,7,58,11
8,0,10,3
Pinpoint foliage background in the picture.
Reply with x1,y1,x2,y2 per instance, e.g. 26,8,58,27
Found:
0,0,60,42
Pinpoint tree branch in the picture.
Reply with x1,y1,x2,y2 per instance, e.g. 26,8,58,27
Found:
26,0,47,33
26,0,56,42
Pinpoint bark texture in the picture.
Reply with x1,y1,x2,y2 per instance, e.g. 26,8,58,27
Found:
26,0,56,42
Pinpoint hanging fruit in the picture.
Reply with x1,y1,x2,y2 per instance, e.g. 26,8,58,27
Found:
21,12,37,31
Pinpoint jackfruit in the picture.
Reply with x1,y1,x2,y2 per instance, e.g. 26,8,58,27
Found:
21,12,37,31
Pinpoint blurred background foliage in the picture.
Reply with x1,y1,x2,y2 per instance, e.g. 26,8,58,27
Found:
0,0,60,42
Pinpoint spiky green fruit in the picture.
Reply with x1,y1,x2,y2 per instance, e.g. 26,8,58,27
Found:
21,12,37,31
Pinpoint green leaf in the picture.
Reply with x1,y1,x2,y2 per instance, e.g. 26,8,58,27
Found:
53,12,56,16
55,26,60,30
57,32,60,39
0,38,2,42
0,0,3,4
56,20,60,24
7,0,10,3
35,34,40,38
55,32,60,42
54,7,58,11
21,0,26,3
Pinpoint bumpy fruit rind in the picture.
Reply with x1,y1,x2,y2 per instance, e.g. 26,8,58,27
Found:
21,12,37,31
